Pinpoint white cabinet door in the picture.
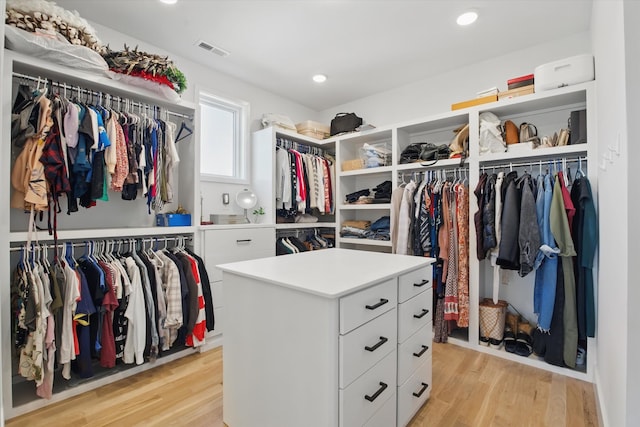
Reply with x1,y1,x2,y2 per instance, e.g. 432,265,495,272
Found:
203,227,275,281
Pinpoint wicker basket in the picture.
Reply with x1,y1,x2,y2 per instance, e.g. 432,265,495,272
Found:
341,158,364,171
479,299,508,340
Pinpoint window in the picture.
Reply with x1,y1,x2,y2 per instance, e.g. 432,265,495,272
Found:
199,92,249,183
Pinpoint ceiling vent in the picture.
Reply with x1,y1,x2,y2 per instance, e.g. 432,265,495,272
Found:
196,40,230,57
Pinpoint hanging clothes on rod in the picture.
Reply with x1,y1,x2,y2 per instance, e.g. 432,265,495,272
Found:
10,72,189,245
9,235,212,400
275,227,335,255
275,137,335,220
391,167,470,343
474,156,597,369
11,72,193,120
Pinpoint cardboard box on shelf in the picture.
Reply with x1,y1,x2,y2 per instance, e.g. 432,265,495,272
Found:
451,94,498,111
498,84,535,100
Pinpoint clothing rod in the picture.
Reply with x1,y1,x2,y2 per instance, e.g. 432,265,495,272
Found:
166,110,192,120
480,156,587,170
12,71,193,121
276,137,327,157
9,235,193,252
399,167,468,176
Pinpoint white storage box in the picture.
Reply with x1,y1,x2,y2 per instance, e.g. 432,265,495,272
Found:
534,54,594,91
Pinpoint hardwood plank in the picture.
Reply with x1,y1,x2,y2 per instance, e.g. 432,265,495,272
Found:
545,373,567,426
7,343,599,427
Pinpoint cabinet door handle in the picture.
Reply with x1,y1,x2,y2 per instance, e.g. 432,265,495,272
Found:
413,382,429,398
236,239,252,243
364,336,388,352
413,345,429,358
365,298,389,310
364,382,388,402
413,308,429,319
413,279,430,287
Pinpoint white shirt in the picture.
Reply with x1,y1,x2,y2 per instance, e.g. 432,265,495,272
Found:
123,257,146,365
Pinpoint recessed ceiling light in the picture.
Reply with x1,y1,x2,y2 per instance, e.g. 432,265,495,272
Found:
456,11,478,26
159,0,178,4
313,74,327,83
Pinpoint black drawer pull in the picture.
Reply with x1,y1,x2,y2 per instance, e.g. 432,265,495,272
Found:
413,345,429,358
236,239,252,243
365,298,389,310
365,336,388,352
413,382,429,398
413,279,430,287
413,308,429,319
365,382,388,402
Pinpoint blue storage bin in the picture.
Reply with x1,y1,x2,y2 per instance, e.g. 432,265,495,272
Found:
156,213,192,227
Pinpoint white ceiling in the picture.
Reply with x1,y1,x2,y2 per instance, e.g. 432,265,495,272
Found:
54,0,592,111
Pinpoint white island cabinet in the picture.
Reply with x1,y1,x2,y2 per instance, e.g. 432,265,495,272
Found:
219,248,435,427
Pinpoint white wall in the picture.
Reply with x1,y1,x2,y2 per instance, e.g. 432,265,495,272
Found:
0,1,6,423
623,1,640,425
591,1,629,426
319,32,591,128
89,22,320,221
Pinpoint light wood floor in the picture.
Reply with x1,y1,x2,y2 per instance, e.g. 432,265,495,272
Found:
6,343,599,427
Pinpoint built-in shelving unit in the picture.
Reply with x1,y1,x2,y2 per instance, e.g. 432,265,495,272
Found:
265,81,598,383
2,48,200,418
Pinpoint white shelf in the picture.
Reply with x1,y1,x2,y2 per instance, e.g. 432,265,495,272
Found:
478,144,588,164
445,336,590,381
476,82,591,117
7,50,196,113
339,204,391,210
338,237,392,248
275,222,336,230
9,226,197,243
340,165,393,177
396,158,468,171
200,223,275,230
334,126,393,144
274,128,335,148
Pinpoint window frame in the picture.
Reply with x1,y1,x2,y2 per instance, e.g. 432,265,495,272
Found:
198,91,250,185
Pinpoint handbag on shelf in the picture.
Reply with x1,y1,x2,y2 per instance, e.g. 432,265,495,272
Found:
419,143,450,162
503,120,519,145
449,124,469,165
519,122,540,146
330,112,363,136
569,109,587,144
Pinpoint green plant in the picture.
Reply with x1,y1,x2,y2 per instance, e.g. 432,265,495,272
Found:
165,66,187,94
252,207,265,216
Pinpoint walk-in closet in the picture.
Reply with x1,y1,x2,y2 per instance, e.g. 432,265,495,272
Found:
1,0,638,426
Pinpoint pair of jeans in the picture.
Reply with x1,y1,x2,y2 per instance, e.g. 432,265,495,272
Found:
534,173,558,331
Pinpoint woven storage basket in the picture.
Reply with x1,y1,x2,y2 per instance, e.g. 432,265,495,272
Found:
479,299,508,340
341,158,364,171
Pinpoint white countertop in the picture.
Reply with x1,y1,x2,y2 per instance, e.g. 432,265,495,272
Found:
218,248,434,298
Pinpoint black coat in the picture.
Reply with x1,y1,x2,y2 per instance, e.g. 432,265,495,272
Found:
496,171,520,270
